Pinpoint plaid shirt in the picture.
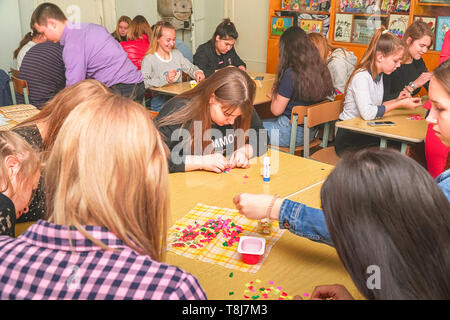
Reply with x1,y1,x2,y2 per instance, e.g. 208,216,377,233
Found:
0,220,207,300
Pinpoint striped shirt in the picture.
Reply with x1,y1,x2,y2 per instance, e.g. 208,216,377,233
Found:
17,42,66,109
0,220,207,300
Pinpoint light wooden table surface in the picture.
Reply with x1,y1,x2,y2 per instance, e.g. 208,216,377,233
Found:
150,72,275,106
335,107,428,153
0,104,40,131
167,150,364,300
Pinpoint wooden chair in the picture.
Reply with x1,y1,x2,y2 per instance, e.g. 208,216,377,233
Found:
9,68,19,78
307,99,344,165
9,75,30,105
269,99,343,165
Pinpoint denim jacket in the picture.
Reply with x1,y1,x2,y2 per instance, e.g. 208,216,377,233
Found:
278,199,333,246
279,170,450,247
436,169,450,201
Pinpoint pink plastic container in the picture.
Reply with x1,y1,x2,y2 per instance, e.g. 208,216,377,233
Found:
237,236,266,265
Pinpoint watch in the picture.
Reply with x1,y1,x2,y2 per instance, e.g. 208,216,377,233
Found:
408,81,416,90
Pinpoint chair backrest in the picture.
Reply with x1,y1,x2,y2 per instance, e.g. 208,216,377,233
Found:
10,76,29,105
290,105,309,125
9,68,19,78
11,76,29,96
306,99,344,128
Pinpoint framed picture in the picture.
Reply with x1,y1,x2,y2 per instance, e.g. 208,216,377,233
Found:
380,0,397,13
334,13,353,42
419,0,450,4
414,16,436,50
271,16,294,36
395,0,410,12
352,17,377,44
281,0,290,10
300,19,324,34
388,14,409,38
436,16,450,51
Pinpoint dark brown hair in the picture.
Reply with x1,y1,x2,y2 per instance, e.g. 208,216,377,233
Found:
210,18,239,44
13,29,39,59
321,148,450,299
274,26,333,103
30,2,67,27
155,67,255,153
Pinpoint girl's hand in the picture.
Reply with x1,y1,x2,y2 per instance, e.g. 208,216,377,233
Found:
195,71,205,83
414,72,432,88
230,149,250,169
401,97,422,109
310,284,354,300
166,70,178,83
397,89,411,100
201,153,229,173
233,193,278,220
238,65,247,72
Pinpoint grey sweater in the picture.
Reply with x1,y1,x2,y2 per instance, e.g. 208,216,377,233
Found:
141,49,203,88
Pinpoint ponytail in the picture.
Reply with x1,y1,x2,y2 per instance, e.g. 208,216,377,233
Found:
13,32,34,59
344,26,403,94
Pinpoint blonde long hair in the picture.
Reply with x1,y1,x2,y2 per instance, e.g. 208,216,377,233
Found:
15,80,110,157
114,15,131,41
146,21,176,55
0,131,40,199
345,26,403,94
45,94,169,261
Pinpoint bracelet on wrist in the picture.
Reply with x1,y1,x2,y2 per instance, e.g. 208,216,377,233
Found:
265,195,279,220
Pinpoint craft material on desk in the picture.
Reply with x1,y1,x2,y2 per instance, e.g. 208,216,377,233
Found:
167,203,284,273
0,104,40,122
241,279,295,300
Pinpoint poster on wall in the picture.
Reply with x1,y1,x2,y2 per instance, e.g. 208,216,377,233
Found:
334,13,353,42
352,17,376,44
436,16,450,51
271,16,294,36
300,19,324,34
387,14,409,38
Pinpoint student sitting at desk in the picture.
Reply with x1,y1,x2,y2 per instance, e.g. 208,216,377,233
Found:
155,67,268,173
383,21,434,101
262,26,334,148
308,32,357,97
17,41,66,109
13,80,110,224
111,15,131,42
120,15,152,70
0,93,206,300
141,21,205,111
13,28,47,70
193,19,246,78
335,27,422,156
0,131,40,237
234,148,450,299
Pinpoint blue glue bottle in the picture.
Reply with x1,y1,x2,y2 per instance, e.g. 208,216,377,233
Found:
263,157,270,182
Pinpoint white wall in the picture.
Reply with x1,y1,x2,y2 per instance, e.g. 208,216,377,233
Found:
1,0,269,73
225,0,269,72
0,0,23,71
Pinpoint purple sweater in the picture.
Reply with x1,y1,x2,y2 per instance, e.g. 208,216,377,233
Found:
60,21,143,87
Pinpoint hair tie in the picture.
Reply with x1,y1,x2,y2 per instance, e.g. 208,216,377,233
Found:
382,29,390,35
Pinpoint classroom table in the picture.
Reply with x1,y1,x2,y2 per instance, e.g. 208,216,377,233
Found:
335,107,428,154
150,72,275,106
166,149,364,300
0,104,40,131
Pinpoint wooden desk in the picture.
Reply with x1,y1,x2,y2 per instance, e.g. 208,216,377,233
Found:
167,150,364,300
0,104,40,131
151,72,275,106
335,107,428,153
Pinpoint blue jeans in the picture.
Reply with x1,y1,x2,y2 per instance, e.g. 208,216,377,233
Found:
150,94,172,112
262,115,317,147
